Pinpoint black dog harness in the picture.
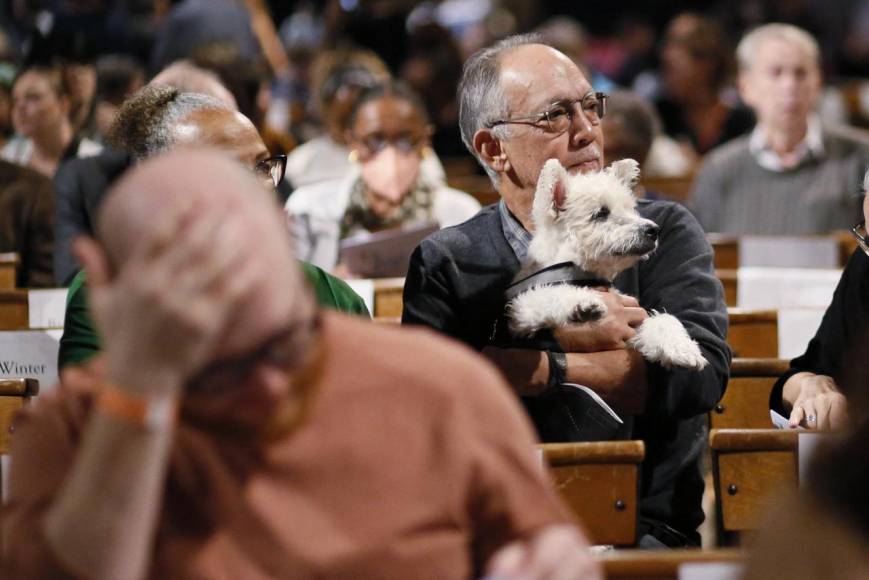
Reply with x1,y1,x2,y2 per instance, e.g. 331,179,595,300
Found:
504,261,612,302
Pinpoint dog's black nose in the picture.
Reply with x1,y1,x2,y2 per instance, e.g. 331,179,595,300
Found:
642,223,660,241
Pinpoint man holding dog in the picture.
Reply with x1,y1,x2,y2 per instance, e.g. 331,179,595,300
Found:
403,34,730,547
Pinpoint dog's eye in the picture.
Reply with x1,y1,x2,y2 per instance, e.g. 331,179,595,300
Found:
591,207,610,221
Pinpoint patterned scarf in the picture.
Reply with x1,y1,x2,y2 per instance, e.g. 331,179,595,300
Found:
340,177,435,238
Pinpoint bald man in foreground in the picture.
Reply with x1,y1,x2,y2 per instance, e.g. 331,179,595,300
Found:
2,150,600,580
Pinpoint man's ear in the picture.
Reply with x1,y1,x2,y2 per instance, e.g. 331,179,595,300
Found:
474,129,510,174
532,159,569,222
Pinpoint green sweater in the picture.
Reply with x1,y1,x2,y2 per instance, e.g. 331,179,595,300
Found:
59,262,370,368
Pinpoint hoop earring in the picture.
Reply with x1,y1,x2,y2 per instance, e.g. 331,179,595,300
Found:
348,150,359,163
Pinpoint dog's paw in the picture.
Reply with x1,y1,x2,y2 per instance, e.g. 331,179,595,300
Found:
570,300,606,323
628,313,708,370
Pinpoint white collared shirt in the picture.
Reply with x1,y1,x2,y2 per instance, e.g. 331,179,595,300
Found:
749,115,825,172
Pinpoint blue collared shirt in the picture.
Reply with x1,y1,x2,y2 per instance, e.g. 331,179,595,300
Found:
498,199,532,262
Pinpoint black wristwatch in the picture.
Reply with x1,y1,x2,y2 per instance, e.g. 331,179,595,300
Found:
546,350,567,389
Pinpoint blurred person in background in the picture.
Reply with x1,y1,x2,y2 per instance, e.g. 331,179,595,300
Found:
691,23,869,235
534,16,616,95
601,90,692,189
0,158,55,287
150,0,260,75
287,80,480,274
92,54,145,144
283,48,389,189
400,21,466,158
652,13,754,157
2,63,101,177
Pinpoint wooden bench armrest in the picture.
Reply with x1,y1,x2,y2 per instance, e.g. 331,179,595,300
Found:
710,428,798,451
0,378,40,397
539,441,645,465
730,358,790,377
596,548,745,579
727,308,777,323
598,548,744,576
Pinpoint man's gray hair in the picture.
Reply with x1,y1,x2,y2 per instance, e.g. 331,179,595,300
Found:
736,23,820,72
458,32,545,184
108,84,234,160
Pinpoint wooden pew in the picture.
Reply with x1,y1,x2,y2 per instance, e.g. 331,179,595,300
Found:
726,308,777,358
710,429,798,546
1,378,39,509
0,252,19,290
540,441,644,546
642,174,695,204
447,174,499,207
711,358,789,430
373,278,405,319
598,548,743,579
716,269,737,307
0,378,39,455
708,234,739,270
0,289,28,330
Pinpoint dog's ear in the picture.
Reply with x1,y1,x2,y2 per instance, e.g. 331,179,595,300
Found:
608,159,641,189
533,159,569,223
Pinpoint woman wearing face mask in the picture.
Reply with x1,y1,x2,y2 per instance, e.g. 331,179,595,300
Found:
286,81,480,274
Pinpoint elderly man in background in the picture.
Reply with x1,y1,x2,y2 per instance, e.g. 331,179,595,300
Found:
402,34,729,547
691,23,869,235
2,149,600,580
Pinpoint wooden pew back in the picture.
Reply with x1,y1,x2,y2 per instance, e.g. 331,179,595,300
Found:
712,358,789,430
710,429,798,546
0,253,19,290
540,441,644,546
726,309,778,358
0,290,29,330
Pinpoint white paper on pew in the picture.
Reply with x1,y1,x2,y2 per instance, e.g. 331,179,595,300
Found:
739,236,839,269
344,279,375,316
737,267,841,309
0,329,62,392
678,562,744,580
27,288,68,329
778,307,827,359
799,432,831,487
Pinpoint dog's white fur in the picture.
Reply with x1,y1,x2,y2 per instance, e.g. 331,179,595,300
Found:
508,158,707,371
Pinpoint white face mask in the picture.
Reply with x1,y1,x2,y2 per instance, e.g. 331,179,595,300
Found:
359,145,421,202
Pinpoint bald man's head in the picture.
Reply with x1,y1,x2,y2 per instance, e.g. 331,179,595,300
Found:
98,149,313,359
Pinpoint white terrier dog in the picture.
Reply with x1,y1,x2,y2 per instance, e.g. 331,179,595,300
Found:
506,158,707,370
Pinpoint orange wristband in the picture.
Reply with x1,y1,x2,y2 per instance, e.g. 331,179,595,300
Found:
96,384,177,429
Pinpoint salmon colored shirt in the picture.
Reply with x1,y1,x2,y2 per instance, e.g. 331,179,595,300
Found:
2,313,571,579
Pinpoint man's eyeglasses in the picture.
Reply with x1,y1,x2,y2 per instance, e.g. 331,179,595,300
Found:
851,220,869,257
487,92,608,135
254,155,288,188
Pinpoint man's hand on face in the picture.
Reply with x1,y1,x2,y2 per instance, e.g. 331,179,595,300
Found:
784,372,849,430
553,290,648,353
75,206,255,397
485,524,602,580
